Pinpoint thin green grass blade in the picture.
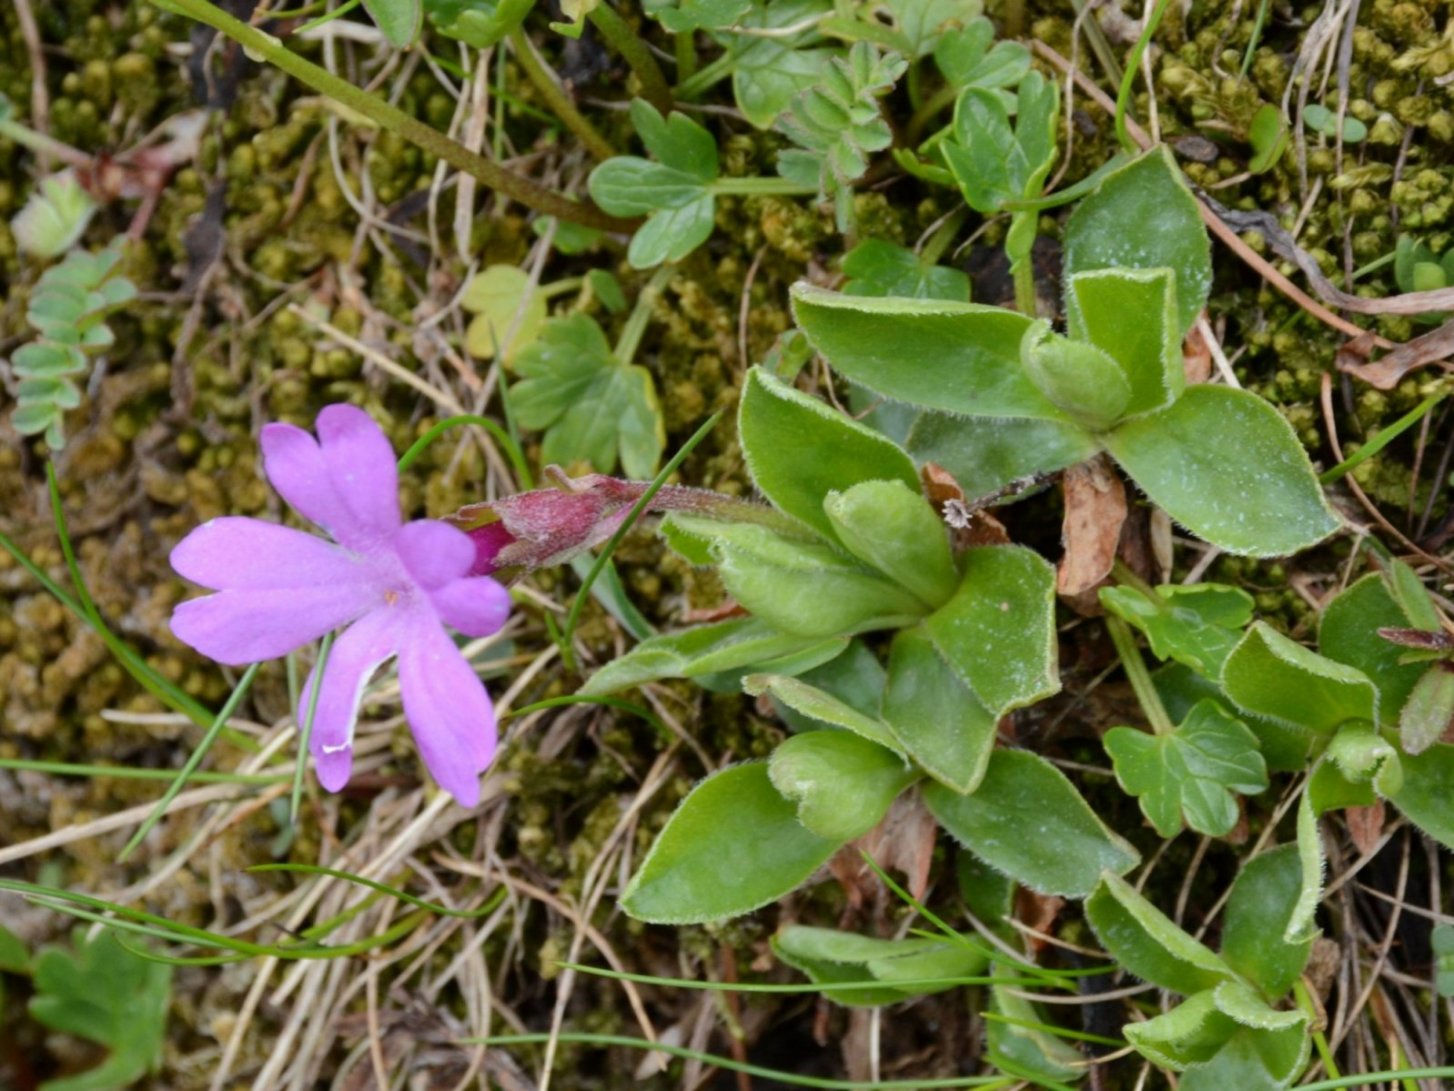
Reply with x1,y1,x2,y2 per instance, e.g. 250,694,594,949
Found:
552,962,1053,994
291,631,334,823
249,863,507,920
395,413,531,484
0,759,285,785
1320,390,1447,484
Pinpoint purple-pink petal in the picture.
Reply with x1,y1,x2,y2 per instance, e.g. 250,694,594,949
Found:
170,585,370,665
393,519,474,589
259,422,360,544
300,610,399,792
316,405,401,541
397,618,497,807
171,517,369,591
428,577,511,638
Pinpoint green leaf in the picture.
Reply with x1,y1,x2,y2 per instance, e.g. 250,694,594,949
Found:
424,0,532,47
1220,845,1315,998
1399,666,1454,755
1318,571,1432,721
585,268,626,312
768,730,915,839
790,283,1057,421
578,617,847,695
12,171,97,259
1085,872,1235,995
1104,699,1267,838
361,0,422,45
1325,721,1402,792
906,412,1098,499
1303,102,1366,143
882,625,997,792
744,672,903,753
934,18,1030,93
460,264,546,363
841,238,970,301
986,982,1085,1082
1222,621,1378,734
629,196,717,268
1062,146,1212,336
773,926,987,1006
29,929,171,1091
725,0,835,129
511,314,664,477
1178,1022,1311,1091
1102,385,1340,557
1124,991,1237,1070
823,480,958,608
644,0,750,32
737,367,920,543
12,341,87,378
1019,322,1132,431
1101,582,1254,677
1287,792,1323,945
943,72,1057,211
0,924,28,973
1388,742,1454,850
1065,267,1184,419
674,516,929,637
926,749,1140,897
621,762,840,923
1307,757,1376,814
1247,104,1289,173
923,545,1059,717
882,0,982,57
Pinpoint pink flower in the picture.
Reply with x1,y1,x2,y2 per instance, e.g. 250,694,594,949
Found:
169,405,510,806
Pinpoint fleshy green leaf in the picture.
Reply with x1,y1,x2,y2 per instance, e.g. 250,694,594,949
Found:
823,480,958,609
362,0,422,45
907,412,1099,499
1318,570,1433,722
1062,146,1212,336
1125,991,1236,1070
744,672,903,753
882,0,982,57
1326,721,1402,791
1303,102,1366,143
674,516,928,637
738,367,920,543
1399,666,1454,755
841,238,970,301
925,749,1140,897
986,982,1085,1082
424,0,532,47
1220,845,1315,998
1222,621,1378,734
29,929,171,1091
934,18,1030,94
768,730,914,840
1104,699,1267,838
1103,385,1340,557
1247,104,1289,174
923,545,1059,717
1085,872,1235,995
1287,792,1323,945
790,283,1057,421
1178,1022,1311,1091
882,625,997,793
621,763,840,923
773,926,987,1007
578,617,847,695
1019,322,1132,431
1101,582,1255,677
644,0,750,32
511,314,664,477
1065,267,1184,419
1387,742,1454,850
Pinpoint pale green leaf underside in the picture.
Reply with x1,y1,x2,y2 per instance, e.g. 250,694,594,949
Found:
767,730,914,840
1222,621,1379,734
1086,872,1235,996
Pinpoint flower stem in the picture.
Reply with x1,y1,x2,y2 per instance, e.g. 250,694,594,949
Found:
292,630,334,822
675,31,698,82
614,265,672,363
1105,614,1176,736
677,50,734,99
920,207,967,266
711,176,821,196
155,0,633,231
507,26,616,162
587,3,673,115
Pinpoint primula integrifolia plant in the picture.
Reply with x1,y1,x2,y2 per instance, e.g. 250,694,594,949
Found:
169,405,510,806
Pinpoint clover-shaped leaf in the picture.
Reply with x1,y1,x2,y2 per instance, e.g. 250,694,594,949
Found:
1105,699,1268,838
841,238,970,301
29,929,171,1091
362,0,423,45
942,71,1057,215
1100,581,1254,677
510,313,664,478
723,0,836,129
423,0,532,47
643,0,749,32
934,16,1030,101
460,264,546,362
588,100,719,268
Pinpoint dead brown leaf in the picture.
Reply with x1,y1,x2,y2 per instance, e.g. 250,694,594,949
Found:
1057,455,1127,614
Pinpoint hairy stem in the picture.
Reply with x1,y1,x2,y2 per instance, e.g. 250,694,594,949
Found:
587,4,673,115
1105,614,1176,736
614,266,672,363
508,26,616,162
156,0,633,230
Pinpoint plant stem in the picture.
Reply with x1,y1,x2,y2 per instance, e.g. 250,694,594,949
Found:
507,27,616,162
587,3,672,115
0,118,90,169
1011,254,1037,316
675,30,698,83
614,266,672,363
155,0,633,231
677,50,734,99
1114,0,1173,153
1105,614,1176,736
920,207,967,266
711,176,820,196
